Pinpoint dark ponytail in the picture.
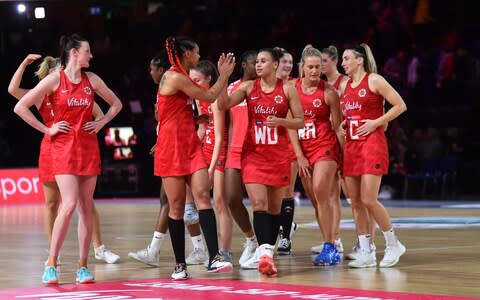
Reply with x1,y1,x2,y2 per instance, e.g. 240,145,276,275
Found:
59,34,88,67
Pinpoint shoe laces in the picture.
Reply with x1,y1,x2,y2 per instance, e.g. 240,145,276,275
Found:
174,263,186,273
278,238,290,249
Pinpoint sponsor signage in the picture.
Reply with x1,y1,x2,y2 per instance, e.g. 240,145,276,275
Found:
0,168,44,205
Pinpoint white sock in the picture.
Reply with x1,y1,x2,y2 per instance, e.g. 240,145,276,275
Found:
191,234,205,250
247,235,257,245
150,231,165,253
358,234,372,252
382,228,397,247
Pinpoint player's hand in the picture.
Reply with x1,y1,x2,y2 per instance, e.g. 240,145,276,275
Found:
22,54,42,67
83,120,104,134
48,121,71,136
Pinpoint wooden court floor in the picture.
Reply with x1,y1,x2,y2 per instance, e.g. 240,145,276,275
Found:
0,199,479,298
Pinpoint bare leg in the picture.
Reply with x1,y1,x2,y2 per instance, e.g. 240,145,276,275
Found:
225,168,254,237
42,182,60,245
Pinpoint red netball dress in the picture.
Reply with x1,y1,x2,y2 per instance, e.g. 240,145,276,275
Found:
38,95,55,182
199,102,228,171
331,74,346,91
341,73,388,176
225,79,248,169
49,71,100,176
241,79,290,186
295,79,339,170
154,69,207,176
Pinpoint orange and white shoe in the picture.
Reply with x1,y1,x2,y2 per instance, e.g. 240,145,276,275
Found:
258,255,277,276
257,244,277,276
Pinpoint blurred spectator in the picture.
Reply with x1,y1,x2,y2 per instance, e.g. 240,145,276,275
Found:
383,49,407,96
423,127,443,159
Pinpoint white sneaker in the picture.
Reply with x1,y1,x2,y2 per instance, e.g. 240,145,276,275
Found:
379,241,406,268
239,239,257,265
171,263,188,280
186,248,208,265
310,244,324,254
346,243,376,260
334,239,344,253
207,254,233,273
240,247,260,269
348,249,377,268
95,245,120,264
311,238,344,254
128,246,159,266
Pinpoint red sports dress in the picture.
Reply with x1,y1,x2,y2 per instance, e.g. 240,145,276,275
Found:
242,79,290,186
331,74,346,91
38,95,55,182
199,102,228,171
295,79,339,172
341,73,388,176
225,79,248,169
50,71,100,176
154,69,207,176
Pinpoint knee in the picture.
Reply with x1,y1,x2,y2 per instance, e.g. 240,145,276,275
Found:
214,197,228,213
59,202,76,217
169,200,185,219
44,198,59,213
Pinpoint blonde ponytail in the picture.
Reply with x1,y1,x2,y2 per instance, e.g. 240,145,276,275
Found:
360,43,377,73
35,56,60,80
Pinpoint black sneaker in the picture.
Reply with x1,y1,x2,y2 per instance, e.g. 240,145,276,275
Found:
207,254,233,273
276,238,292,255
171,263,188,280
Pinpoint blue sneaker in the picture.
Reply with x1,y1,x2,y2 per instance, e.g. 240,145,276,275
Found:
313,242,341,266
42,266,59,284
76,267,95,284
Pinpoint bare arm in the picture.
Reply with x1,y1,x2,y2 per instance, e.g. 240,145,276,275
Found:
162,54,235,103
92,102,105,121
84,72,123,133
356,74,407,136
370,74,407,127
266,83,304,130
8,54,42,101
217,80,251,110
14,72,70,136
208,101,225,179
324,84,342,134
287,117,311,178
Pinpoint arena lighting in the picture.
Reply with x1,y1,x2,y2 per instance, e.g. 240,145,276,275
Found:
17,3,27,14
34,7,45,19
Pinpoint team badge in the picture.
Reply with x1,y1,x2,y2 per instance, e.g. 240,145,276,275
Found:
358,88,366,97
274,95,283,104
83,86,92,95
312,98,322,108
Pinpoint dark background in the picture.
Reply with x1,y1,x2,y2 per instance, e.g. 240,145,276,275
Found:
0,0,479,198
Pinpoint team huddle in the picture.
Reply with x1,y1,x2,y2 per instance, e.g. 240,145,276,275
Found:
10,34,407,284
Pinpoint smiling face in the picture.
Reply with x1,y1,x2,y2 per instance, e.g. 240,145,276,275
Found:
256,51,277,78
189,68,211,89
277,53,293,79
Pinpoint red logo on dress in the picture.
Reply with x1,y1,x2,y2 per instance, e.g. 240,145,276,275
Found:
274,95,283,104
312,98,322,107
358,89,366,97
